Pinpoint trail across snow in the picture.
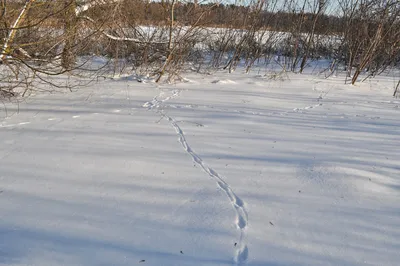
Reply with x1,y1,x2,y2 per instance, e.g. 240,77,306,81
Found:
143,89,249,265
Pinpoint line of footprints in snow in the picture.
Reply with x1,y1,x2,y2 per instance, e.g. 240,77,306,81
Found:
143,90,249,265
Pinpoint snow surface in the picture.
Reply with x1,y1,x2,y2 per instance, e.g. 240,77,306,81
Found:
1,70,399,266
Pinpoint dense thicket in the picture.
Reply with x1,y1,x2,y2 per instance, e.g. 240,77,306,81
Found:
0,0,399,96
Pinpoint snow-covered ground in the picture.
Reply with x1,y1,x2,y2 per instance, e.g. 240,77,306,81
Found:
1,70,399,266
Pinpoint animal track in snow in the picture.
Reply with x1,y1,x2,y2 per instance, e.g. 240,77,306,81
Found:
143,89,249,265
167,115,249,265
293,103,323,112
211,79,237,84
0,121,31,128
143,89,180,110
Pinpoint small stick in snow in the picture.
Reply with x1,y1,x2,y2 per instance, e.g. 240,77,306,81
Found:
180,251,184,254
139,260,145,263
269,221,274,226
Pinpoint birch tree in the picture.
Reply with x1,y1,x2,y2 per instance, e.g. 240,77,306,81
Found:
0,0,35,62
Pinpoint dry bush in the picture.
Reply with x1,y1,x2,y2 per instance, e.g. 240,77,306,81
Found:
337,0,400,84
1,0,399,94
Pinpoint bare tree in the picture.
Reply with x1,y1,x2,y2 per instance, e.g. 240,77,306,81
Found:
61,0,77,69
299,0,327,73
336,0,399,84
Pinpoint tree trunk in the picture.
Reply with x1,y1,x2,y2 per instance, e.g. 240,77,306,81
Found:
393,79,400,97
156,0,176,82
61,0,77,70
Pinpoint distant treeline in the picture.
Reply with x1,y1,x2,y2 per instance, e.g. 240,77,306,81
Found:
86,2,345,34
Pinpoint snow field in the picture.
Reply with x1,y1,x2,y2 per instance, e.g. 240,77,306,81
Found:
1,70,399,266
